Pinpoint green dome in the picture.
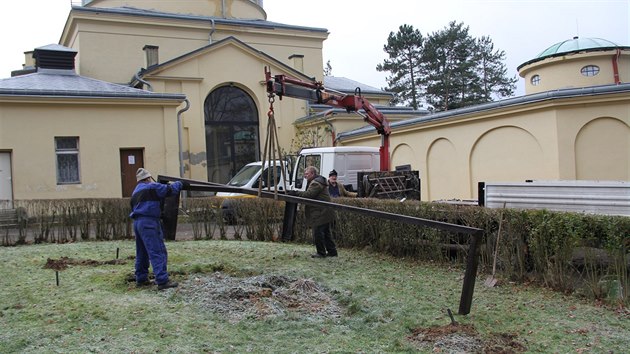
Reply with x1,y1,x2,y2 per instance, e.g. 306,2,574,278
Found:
536,37,621,58
518,37,629,71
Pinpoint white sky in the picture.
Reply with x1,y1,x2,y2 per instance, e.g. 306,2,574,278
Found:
1,0,628,97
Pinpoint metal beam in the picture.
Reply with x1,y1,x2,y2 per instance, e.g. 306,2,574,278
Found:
158,175,483,315
159,175,482,235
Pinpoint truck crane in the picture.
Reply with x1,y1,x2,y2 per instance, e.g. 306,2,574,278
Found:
264,67,391,171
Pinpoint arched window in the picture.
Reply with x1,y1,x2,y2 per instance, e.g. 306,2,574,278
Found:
204,86,259,183
530,74,540,86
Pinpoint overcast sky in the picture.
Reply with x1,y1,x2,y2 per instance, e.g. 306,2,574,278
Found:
1,0,628,97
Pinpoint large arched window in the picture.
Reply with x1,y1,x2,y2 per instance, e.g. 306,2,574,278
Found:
204,86,259,183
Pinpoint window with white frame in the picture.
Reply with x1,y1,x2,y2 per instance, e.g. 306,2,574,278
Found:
55,137,80,184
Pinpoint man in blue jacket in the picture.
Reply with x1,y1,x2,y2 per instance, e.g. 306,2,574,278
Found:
130,168,184,290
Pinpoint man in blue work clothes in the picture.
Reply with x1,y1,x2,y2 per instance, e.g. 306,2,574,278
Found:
130,168,185,290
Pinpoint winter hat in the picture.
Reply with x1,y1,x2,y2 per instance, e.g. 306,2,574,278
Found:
329,169,338,177
136,168,152,182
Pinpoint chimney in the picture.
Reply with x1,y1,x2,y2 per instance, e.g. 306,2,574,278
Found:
143,45,159,68
33,44,78,71
288,54,304,72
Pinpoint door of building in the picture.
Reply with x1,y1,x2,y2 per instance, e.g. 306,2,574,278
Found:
0,152,13,209
120,149,144,197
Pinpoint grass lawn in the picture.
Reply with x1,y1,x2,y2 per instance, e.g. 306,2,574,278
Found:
1,239,628,353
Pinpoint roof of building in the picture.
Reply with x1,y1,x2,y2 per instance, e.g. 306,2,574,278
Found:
0,67,185,100
518,37,630,70
337,83,630,141
323,76,390,96
72,5,328,33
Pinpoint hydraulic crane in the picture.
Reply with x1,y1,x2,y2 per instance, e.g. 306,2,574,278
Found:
264,67,391,171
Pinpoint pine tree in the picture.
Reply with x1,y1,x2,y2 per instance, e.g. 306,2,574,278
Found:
473,36,518,101
377,21,517,112
376,24,424,109
422,21,478,111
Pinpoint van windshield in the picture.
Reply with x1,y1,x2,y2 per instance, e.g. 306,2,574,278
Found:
227,165,261,187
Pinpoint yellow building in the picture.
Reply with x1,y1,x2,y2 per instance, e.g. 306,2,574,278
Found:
1,0,420,204
1,0,628,205
338,37,630,201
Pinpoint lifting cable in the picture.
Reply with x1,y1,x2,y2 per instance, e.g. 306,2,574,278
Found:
258,93,288,198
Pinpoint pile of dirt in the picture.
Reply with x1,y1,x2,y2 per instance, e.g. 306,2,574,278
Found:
408,323,527,353
43,256,127,271
175,273,343,322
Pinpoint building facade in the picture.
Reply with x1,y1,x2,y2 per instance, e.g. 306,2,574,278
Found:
337,37,630,201
1,1,628,205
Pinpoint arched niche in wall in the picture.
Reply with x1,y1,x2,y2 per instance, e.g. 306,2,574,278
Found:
426,138,462,201
470,126,544,199
575,117,630,180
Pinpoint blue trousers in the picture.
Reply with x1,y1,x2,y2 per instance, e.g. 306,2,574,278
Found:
134,217,170,285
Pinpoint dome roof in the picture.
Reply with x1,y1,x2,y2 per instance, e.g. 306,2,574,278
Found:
536,37,621,58
518,37,629,71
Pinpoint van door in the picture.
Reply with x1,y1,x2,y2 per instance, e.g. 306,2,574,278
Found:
294,153,322,190
257,165,286,190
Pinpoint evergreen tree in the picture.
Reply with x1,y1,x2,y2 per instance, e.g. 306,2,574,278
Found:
422,21,478,111
324,60,332,76
377,21,517,112
473,36,518,101
376,24,424,109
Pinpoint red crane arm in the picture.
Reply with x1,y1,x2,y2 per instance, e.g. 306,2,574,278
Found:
265,67,390,170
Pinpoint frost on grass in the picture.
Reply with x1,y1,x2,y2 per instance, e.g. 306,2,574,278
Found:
173,272,343,322
407,323,527,353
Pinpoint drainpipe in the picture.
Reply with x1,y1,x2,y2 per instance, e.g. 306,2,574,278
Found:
321,109,337,146
612,48,621,84
133,71,153,92
209,18,215,43
177,99,190,207
221,0,226,18
177,99,190,178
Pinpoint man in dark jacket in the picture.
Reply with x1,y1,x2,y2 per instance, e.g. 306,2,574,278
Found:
328,169,357,198
130,168,184,290
294,166,337,258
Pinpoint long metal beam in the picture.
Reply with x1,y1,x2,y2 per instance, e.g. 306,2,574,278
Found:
158,175,483,315
159,175,482,235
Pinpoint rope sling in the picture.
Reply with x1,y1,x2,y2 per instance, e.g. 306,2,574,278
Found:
258,93,288,198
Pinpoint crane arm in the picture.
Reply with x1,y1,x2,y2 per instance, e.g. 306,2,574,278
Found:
265,67,390,170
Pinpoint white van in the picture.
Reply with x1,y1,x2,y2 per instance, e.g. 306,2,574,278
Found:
218,146,380,195
216,147,380,222
292,146,380,191
216,160,290,198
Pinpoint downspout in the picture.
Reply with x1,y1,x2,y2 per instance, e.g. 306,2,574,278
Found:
209,18,215,43
221,0,226,18
177,99,190,178
612,48,621,84
177,99,191,207
134,71,153,92
321,109,337,146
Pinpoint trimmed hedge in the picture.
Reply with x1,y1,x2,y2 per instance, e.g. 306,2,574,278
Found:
3,197,628,305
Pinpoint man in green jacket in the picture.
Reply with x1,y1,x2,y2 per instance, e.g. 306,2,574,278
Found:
294,166,337,258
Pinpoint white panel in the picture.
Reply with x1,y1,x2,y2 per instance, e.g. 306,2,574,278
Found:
0,152,13,209
484,180,630,216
